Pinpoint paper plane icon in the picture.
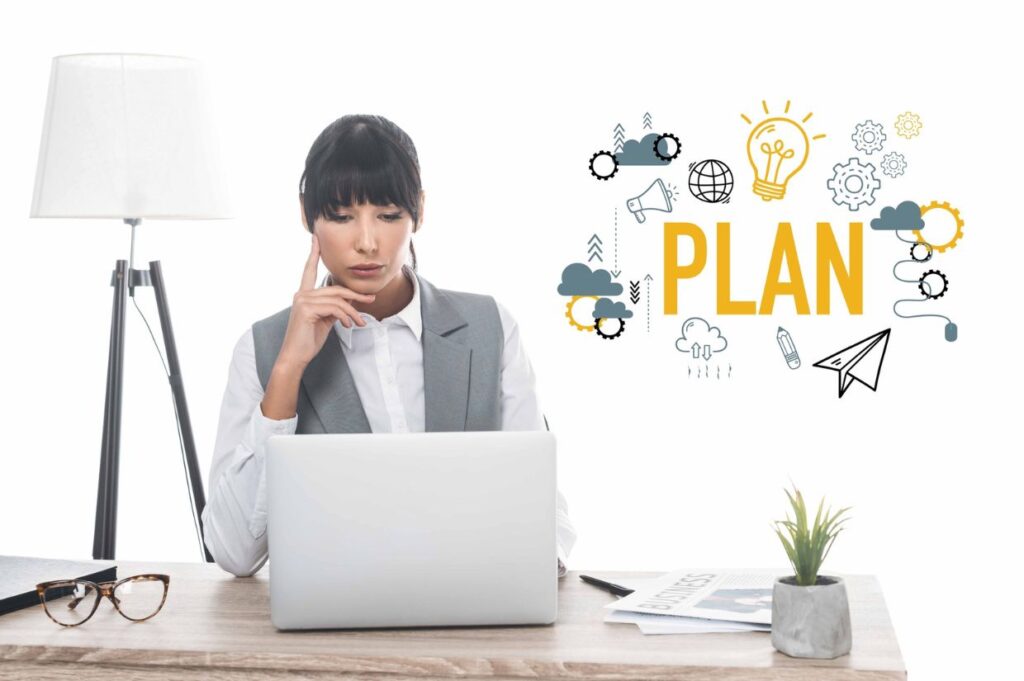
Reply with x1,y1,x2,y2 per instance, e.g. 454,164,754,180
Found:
813,329,891,398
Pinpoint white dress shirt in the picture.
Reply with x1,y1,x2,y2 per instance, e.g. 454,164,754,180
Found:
202,266,577,577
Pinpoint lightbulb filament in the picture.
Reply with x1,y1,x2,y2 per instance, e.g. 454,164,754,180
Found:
759,139,796,184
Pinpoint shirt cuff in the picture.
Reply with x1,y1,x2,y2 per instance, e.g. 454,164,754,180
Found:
250,402,299,441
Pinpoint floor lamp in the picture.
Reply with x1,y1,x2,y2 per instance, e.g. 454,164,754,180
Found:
29,53,232,561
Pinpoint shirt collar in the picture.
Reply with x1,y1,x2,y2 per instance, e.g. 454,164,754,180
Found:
319,265,422,349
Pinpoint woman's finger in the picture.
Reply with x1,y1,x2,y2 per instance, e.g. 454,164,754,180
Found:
304,302,355,328
299,234,320,292
303,286,376,303
303,300,366,328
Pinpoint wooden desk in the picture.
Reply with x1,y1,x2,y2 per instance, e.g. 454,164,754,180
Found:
0,561,905,680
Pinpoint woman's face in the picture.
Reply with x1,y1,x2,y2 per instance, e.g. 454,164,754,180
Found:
302,194,423,295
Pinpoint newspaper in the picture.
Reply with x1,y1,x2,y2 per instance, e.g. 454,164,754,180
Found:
602,577,769,633
605,608,770,634
603,569,776,625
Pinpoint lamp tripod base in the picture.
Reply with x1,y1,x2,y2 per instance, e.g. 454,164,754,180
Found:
92,258,212,562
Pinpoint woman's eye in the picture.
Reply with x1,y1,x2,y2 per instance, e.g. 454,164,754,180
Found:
328,212,400,223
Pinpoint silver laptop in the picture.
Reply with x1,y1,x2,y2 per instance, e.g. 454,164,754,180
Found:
265,430,558,630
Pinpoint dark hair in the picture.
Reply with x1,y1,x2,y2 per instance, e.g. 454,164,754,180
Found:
299,114,421,270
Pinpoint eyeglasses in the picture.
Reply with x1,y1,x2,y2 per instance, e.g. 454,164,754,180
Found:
35,574,170,627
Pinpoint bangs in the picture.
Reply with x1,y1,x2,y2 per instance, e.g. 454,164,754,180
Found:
302,119,421,227
322,160,414,219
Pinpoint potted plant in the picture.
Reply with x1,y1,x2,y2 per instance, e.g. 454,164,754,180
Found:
770,484,853,659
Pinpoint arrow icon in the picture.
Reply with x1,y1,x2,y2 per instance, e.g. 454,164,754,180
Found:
587,234,604,263
644,274,653,332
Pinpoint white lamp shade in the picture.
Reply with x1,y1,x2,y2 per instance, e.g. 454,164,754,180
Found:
30,53,232,220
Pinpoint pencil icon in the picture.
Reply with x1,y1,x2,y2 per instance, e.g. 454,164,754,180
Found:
777,327,800,369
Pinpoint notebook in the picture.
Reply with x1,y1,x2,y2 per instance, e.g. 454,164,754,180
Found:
0,555,117,616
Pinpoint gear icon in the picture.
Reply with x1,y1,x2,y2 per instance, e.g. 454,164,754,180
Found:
826,158,881,211
918,269,948,299
589,150,618,180
653,132,681,161
594,317,626,340
895,112,923,139
565,296,598,332
909,241,933,263
852,120,886,154
913,201,964,252
881,151,907,178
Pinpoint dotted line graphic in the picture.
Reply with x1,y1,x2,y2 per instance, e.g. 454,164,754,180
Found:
614,206,618,271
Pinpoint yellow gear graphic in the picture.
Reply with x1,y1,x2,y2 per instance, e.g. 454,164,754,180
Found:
895,111,923,139
913,201,964,253
565,296,598,332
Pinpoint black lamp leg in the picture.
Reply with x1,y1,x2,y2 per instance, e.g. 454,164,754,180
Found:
93,260,128,560
92,259,213,562
148,260,213,563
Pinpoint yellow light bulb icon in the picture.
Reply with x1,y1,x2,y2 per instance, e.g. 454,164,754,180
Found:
742,100,825,201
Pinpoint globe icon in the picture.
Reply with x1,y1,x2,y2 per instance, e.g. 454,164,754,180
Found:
688,159,733,203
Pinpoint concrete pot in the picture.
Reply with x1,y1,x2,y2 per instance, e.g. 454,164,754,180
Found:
771,575,852,659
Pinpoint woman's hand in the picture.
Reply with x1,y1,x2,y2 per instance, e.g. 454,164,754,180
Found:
275,233,376,371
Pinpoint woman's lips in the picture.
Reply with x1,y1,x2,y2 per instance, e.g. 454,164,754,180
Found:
350,265,383,277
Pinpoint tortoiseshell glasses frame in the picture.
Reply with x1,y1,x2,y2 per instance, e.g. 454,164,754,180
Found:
35,574,170,627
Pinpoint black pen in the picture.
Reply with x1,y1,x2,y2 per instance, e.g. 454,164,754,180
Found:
578,573,634,597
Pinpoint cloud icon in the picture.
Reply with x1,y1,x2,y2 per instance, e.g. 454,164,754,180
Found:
616,133,671,166
557,263,623,296
871,200,924,231
675,317,728,354
593,297,633,319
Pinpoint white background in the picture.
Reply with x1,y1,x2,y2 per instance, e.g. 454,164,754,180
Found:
1,1,1020,678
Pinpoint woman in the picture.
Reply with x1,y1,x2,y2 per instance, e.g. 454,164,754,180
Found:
202,114,577,578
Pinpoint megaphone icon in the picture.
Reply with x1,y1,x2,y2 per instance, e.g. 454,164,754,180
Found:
626,178,673,223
